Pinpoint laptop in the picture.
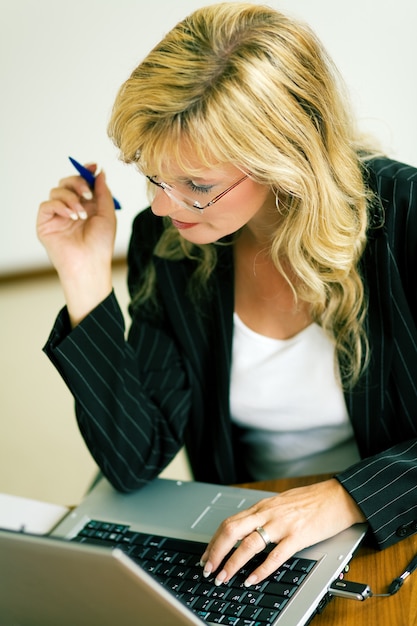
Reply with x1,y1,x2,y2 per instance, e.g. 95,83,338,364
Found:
0,477,367,626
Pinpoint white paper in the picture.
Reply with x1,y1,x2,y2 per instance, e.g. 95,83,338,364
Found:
0,493,69,534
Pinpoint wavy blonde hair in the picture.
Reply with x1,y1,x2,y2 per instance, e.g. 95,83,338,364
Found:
108,2,379,386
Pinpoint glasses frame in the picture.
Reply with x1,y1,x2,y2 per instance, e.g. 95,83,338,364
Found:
146,174,248,214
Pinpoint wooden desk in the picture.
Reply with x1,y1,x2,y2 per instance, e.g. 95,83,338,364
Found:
239,475,417,626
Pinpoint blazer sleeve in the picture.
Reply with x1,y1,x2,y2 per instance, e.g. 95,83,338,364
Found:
337,158,417,550
43,212,193,493
336,440,417,549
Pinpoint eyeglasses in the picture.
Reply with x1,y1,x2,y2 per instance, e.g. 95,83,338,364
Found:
146,173,248,214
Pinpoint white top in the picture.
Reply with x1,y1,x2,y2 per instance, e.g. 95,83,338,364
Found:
230,313,360,478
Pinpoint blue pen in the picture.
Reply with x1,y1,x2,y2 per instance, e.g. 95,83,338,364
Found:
69,156,122,210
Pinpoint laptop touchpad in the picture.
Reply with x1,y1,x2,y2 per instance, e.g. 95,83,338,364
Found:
191,492,251,533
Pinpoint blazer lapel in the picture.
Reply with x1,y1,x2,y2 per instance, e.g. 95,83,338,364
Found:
153,255,211,386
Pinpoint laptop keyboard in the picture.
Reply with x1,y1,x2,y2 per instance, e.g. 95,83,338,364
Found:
72,519,317,625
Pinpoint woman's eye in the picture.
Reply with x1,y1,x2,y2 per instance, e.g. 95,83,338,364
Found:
187,181,214,194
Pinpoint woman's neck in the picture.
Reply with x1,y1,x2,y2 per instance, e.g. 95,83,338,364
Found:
233,229,312,340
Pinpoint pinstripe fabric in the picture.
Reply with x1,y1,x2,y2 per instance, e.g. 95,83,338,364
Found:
44,157,417,549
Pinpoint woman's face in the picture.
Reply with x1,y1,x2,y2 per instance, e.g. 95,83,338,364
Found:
149,159,278,245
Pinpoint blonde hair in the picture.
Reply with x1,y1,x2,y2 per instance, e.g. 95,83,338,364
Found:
108,2,379,386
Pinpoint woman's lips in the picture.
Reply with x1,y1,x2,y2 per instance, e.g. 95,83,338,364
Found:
171,218,199,230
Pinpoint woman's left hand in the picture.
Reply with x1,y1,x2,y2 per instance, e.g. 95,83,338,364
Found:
200,478,366,587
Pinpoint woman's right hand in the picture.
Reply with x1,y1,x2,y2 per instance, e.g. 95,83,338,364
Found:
37,164,117,326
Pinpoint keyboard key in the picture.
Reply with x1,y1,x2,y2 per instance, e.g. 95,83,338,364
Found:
227,589,248,603
293,558,316,573
196,610,211,620
209,586,230,600
240,604,262,619
242,590,263,605
257,607,284,623
209,599,230,613
223,602,245,617
208,613,224,623
180,580,201,595
262,581,297,599
260,593,291,610
129,545,148,560
221,617,240,625
194,596,213,611
280,570,306,586
166,578,183,593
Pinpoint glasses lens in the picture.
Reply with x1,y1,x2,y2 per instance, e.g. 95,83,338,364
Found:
165,187,203,211
148,176,204,212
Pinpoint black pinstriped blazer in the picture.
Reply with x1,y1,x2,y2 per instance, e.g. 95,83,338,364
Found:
45,157,417,551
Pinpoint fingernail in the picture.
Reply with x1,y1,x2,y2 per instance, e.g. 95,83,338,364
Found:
244,574,258,588
69,212,78,221
78,210,88,220
214,570,227,586
81,190,93,201
202,562,213,578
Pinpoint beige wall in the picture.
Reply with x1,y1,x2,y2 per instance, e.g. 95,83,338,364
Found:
0,265,191,507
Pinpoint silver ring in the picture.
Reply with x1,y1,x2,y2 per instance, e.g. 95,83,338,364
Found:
255,526,272,547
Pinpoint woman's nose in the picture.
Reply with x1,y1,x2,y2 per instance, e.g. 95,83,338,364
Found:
150,189,176,217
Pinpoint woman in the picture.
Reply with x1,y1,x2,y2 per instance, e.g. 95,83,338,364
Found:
37,2,417,587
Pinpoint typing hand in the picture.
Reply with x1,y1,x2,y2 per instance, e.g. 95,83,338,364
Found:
200,478,365,587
